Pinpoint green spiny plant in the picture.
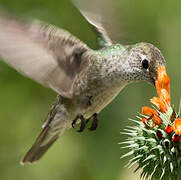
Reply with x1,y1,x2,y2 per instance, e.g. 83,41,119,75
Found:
120,104,181,180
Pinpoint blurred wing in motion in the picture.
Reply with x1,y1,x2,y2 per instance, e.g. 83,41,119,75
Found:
79,9,112,47
0,15,89,98
73,0,125,47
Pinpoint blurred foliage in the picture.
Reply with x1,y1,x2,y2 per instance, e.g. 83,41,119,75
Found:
0,0,180,179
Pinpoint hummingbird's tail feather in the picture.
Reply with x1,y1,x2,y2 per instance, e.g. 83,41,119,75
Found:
20,125,59,165
21,95,70,165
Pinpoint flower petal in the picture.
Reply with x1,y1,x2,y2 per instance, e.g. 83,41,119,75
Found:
160,89,170,105
142,106,158,117
142,106,162,127
156,66,170,98
150,97,167,113
173,118,181,135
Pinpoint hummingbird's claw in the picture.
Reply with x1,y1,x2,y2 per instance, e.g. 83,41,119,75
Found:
77,115,86,132
72,117,78,128
89,113,98,131
72,114,86,132
72,113,98,132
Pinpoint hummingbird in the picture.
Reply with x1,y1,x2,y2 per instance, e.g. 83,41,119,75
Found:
0,8,166,164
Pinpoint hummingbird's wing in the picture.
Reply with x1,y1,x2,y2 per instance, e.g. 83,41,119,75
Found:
79,9,112,47
0,16,89,98
73,0,113,48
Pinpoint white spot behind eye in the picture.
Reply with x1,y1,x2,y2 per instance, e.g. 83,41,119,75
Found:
141,54,147,61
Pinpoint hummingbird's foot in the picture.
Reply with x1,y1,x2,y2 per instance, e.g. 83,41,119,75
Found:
72,114,86,132
77,115,86,132
88,113,98,131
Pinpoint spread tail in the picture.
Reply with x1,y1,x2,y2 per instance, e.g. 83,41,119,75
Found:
21,125,59,165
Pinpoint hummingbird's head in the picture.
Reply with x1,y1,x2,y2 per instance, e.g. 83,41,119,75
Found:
125,42,166,86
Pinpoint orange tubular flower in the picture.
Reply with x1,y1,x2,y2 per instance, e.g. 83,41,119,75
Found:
141,65,170,127
156,66,170,93
173,118,181,136
150,96,167,113
155,66,170,105
142,106,158,117
159,89,170,105
142,106,162,127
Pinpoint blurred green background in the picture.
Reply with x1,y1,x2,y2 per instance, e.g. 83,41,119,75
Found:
0,0,181,179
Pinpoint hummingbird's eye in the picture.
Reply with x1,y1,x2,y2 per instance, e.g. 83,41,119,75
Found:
141,59,149,69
